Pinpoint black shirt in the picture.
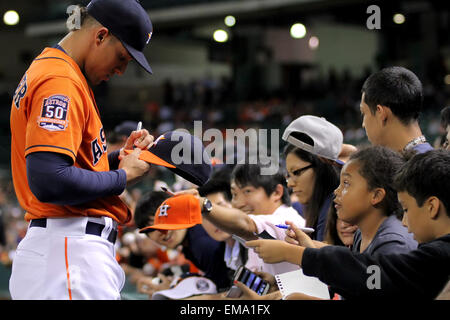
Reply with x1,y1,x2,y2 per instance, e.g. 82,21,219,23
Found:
302,234,450,299
182,224,233,290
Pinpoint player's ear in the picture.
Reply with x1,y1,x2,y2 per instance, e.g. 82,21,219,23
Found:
95,28,109,45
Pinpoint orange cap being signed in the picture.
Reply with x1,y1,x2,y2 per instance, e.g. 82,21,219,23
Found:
139,194,202,233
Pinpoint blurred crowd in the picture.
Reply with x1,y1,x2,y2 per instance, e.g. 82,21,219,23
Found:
0,180,27,268
129,64,447,150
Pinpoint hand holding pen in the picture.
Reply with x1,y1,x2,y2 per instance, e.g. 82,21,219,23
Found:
118,121,154,162
118,120,151,183
275,224,315,233
278,221,317,248
130,121,154,150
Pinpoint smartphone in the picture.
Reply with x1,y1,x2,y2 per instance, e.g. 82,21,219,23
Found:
226,266,270,298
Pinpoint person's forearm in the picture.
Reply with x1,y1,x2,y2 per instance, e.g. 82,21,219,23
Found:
263,290,282,300
27,152,126,205
313,240,330,248
300,246,381,298
205,201,258,240
282,242,305,265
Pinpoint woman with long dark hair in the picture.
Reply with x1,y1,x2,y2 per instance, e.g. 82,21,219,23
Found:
284,142,340,241
282,115,344,241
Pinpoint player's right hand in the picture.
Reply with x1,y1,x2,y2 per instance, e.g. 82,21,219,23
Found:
119,148,150,186
123,128,154,151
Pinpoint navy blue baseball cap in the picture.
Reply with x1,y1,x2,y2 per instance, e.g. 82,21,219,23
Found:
149,131,212,186
87,0,153,74
124,130,212,186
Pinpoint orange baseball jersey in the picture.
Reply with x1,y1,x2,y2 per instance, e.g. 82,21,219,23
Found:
10,47,130,224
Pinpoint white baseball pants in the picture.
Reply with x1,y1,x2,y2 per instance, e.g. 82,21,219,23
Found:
9,216,125,300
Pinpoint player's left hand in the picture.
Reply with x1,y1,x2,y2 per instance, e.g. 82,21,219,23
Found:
119,148,151,186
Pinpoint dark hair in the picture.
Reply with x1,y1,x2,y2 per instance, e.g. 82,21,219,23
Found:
349,146,405,217
394,150,450,216
283,144,340,229
134,191,170,229
198,178,232,201
362,66,423,125
231,164,291,206
198,165,233,200
441,106,450,128
324,207,345,246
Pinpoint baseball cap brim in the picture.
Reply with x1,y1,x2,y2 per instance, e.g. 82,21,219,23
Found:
139,223,197,233
284,131,345,166
123,42,152,74
124,149,175,168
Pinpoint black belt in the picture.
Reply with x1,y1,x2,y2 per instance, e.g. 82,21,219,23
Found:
30,218,117,244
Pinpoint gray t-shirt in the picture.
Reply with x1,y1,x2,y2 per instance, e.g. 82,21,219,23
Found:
352,215,418,256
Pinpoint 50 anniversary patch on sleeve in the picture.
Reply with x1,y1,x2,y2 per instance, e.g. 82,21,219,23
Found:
37,94,70,131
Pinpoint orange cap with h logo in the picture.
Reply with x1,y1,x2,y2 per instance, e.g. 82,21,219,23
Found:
139,194,202,233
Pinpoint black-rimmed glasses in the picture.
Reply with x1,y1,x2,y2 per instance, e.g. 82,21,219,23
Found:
285,164,314,181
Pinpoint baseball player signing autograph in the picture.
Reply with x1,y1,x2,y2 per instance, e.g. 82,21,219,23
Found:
9,0,154,299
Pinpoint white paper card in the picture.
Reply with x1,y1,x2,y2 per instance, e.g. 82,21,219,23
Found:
275,269,330,300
